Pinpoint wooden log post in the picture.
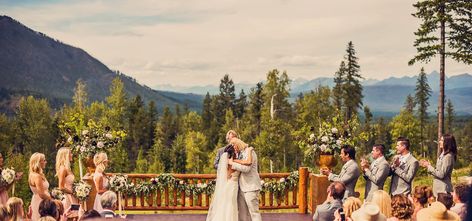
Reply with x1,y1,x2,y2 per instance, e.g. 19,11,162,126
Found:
297,167,308,214
309,174,329,215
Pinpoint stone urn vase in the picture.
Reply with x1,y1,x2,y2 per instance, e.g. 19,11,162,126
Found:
315,153,337,171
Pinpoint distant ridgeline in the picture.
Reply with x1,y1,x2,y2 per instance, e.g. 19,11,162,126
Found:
0,16,203,115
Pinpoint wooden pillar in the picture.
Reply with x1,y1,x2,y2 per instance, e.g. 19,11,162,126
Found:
309,174,329,214
297,167,309,214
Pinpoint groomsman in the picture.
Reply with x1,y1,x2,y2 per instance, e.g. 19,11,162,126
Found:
390,137,419,196
213,130,238,169
321,145,360,199
361,144,390,201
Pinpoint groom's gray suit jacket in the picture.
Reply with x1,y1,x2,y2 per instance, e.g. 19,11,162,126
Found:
231,148,262,192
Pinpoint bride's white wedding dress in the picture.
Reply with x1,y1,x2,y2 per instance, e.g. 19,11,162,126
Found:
206,153,240,221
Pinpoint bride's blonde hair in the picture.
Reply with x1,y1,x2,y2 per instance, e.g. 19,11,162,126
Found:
55,147,71,177
230,138,248,151
93,152,108,173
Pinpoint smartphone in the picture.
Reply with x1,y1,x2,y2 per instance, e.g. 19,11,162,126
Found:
70,204,80,211
338,208,346,221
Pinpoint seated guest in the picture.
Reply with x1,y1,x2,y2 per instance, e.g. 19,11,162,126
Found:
437,192,454,210
313,181,345,221
0,204,9,221
451,183,470,221
371,190,392,218
39,199,58,220
351,202,387,221
411,186,433,220
79,210,101,220
343,197,362,220
390,194,414,221
100,191,118,218
6,197,25,221
416,202,460,221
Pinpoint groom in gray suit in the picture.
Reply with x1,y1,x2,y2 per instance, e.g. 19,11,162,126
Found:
361,144,390,201
390,137,419,196
321,145,360,199
229,138,262,221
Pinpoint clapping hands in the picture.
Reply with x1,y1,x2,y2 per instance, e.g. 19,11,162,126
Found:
419,159,431,168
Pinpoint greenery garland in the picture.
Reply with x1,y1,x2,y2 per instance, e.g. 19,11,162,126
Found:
109,171,299,200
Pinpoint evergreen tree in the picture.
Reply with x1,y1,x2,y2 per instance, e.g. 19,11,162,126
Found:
333,61,346,111
146,101,158,150
172,135,186,173
247,82,264,136
409,0,472,153
404,94,416,113
445,99,455,134
343,41,363,120
185,131,208,173
152,106,176,172
202,93,212,130
362,105,375,154
262,69,292,121
134,148,148,173
414,68,432,156
105,77,128,129
235,89,247,119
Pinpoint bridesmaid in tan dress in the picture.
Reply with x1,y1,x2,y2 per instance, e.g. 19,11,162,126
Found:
28,152,51,221
92,152,109,212
56,147,77,210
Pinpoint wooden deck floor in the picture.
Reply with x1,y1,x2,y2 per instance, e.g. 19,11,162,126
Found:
123,213,313,221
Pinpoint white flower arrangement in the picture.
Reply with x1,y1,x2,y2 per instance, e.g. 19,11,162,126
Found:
109,174,129,193
51,188,65,201
73,181,92,201
1,167,15,185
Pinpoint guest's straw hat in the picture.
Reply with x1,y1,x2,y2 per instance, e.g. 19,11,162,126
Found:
351,202,387,221
416,202,460,221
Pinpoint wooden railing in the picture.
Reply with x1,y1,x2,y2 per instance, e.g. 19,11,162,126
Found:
117,167,310,213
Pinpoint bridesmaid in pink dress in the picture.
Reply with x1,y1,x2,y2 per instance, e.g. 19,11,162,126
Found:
56,147,77,210
0,153,8,205
92,152,109,212
28,153,51,221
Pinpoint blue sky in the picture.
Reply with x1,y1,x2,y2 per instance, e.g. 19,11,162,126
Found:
1,0,470,87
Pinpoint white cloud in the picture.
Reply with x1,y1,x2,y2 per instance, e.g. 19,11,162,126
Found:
1,0,470,87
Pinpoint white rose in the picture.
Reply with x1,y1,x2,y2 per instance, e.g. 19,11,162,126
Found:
179,180,184,185
80,146,86,152
260,180,265,185
309,133,315,139
336,140,342,146
82,130,89,135
279,178,285,183
97,141,104,148
331,128,338,134
105,133,113,139
321,136,329,143
320,144,327,152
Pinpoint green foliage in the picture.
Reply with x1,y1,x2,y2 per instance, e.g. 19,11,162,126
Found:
446,99,455,134
404,94,416,113
389,110,421,156
172,135,186,173
185,131,208,173
134,148,148,173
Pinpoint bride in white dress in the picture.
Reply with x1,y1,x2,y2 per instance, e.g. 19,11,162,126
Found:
206,145,254,221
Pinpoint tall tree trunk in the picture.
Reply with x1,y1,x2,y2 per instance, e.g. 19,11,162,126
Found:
438,3,445,157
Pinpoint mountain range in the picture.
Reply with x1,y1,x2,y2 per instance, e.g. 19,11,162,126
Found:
1,15,471,116
0,16,203,115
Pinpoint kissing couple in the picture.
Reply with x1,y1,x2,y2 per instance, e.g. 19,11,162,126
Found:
206,137,262,221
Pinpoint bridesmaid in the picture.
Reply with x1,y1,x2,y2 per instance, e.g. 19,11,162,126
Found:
420,134,457,197
29,153,51,221
92,152,109,212
0,152,8,205
55,147,77,210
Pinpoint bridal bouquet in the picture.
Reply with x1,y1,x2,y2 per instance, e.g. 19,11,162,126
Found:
51,188,65,201
0,167,16,187
73,181,92,201
109,174,130,193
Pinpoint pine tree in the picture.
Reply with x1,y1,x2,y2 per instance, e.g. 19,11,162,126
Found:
363,105,375,154
153,106,176,172
414,68,432,157
105,77,128,129
445,99,455,134
172,135,186,173
146,101,158,150
404,94,416,113
343,41,363,120
248,82,264,135
202,93,212,130
409,0,472,154
333,61,346,111
235,89,247,119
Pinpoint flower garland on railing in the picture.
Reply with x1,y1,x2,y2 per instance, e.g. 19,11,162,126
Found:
107,171,299,200
260,171,299,199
